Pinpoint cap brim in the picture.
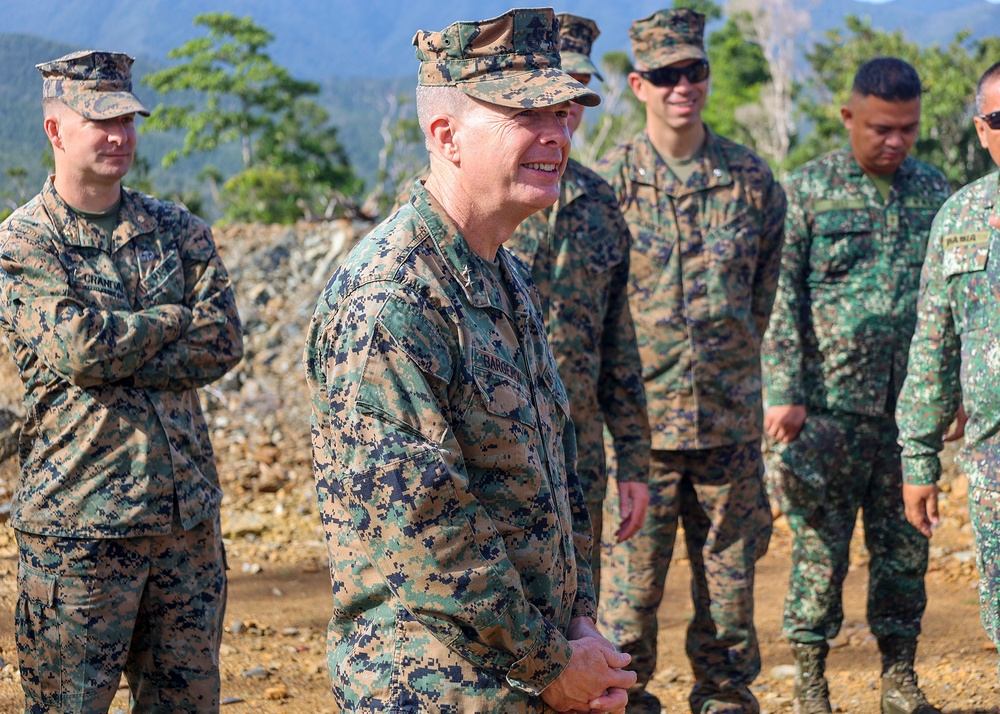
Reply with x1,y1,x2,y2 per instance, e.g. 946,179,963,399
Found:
62,92,150,120
637,47,707,72
561,53,605,82
457,67,600,108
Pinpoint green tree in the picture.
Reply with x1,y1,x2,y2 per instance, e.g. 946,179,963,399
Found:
701,10,770,149
791,15,1000,189
141,12,360,224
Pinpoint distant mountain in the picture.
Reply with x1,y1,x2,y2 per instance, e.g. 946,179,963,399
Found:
3,0,999,80
3,1,999,213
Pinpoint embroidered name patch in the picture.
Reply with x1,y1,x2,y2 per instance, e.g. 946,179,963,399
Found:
814,198,868,212
943,231,990,250
480,350,524,384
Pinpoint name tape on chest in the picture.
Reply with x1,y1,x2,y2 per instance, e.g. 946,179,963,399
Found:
943,231,990,250
481,351,524,383
813,198,868,213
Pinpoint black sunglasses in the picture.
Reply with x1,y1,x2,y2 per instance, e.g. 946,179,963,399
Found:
978,110,1000,130
639,60,710,88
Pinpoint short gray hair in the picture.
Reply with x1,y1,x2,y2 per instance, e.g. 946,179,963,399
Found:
415,85,477,144
42,97,65,119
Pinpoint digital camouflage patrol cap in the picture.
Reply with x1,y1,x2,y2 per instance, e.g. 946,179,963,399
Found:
629,8,707,71
36,50,149,120
413,7,600,109
556,13,604,82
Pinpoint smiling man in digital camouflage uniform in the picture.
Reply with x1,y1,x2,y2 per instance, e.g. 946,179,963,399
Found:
897,59,1000,683
595,8,786,714
506,13,651,598
0,50,243,712
305,8,638,713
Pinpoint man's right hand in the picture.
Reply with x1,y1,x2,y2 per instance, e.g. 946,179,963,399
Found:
764,404,807,443
541,633,635,713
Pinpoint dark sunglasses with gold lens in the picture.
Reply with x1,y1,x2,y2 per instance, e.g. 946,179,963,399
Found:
978,110,1000,130
639,59,711,88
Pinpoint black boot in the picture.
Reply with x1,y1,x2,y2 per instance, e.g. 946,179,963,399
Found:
791,642,832,714
878,637,941,714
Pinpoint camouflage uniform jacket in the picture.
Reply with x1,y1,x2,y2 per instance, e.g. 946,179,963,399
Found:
596,128,786,450
762,149,950,416
304,181,596,708
0,178,243,538
898,171,1000,489
508,158,650,489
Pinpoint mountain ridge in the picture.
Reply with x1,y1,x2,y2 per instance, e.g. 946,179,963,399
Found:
2,0,1000,80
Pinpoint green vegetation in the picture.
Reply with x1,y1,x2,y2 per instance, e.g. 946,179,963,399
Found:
792,15,1000,189
141,13,360,224
3,6,1000,221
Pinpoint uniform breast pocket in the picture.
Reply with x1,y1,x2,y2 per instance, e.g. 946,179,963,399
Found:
944,243,990,334
809,210,874,282
703,207,759,319
900,208,938,266
466,352,541,530
628,219,673,292
137,249,184,308
63,247,130,309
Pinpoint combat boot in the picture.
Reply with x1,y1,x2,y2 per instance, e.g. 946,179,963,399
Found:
791,642,832,714
878,637,942,714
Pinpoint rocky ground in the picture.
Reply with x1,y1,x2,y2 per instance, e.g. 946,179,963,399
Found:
0,221,994,712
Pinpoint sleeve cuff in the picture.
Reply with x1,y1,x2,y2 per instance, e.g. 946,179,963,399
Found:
505,616,573,695
901,455,941,486
614,448,650,484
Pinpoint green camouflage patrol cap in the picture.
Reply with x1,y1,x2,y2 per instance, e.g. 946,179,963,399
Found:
36,50,149,120
629,8,707,71
556,13,604,82
413,7,600,108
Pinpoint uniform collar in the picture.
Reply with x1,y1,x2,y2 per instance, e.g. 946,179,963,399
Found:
40,178,157,253
626,126,732,196
409,181,526,317
839,145,919,183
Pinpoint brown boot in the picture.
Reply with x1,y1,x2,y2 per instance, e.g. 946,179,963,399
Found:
791,642,832,714
879,637,942,714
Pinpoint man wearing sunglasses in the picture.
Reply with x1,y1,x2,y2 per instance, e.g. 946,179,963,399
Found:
595,8,786,714
897,60,1000,682
762,58,950,714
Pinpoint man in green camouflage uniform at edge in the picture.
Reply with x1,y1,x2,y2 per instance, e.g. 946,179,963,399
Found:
897,60,1000,679
304,9,638,713
0,51,243,713
507,13,652,597
594,8,786,714
761,58,950,714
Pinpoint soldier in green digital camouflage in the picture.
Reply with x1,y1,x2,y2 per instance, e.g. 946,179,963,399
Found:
593,8,786,714
304,9,637,713
506,13,651,599
0,50,243,712
762,58,950,714
897,60,1000,678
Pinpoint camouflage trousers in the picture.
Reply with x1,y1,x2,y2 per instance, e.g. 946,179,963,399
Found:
776,410,927,645
969,484,1000,675
598,442,772,714
15,517,227,714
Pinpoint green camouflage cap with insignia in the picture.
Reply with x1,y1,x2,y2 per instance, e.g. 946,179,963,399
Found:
413,7,600,109
556,13,604,82
36,50,149,120
629,7,707,71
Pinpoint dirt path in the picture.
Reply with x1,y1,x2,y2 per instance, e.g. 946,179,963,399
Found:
0,482,995,714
